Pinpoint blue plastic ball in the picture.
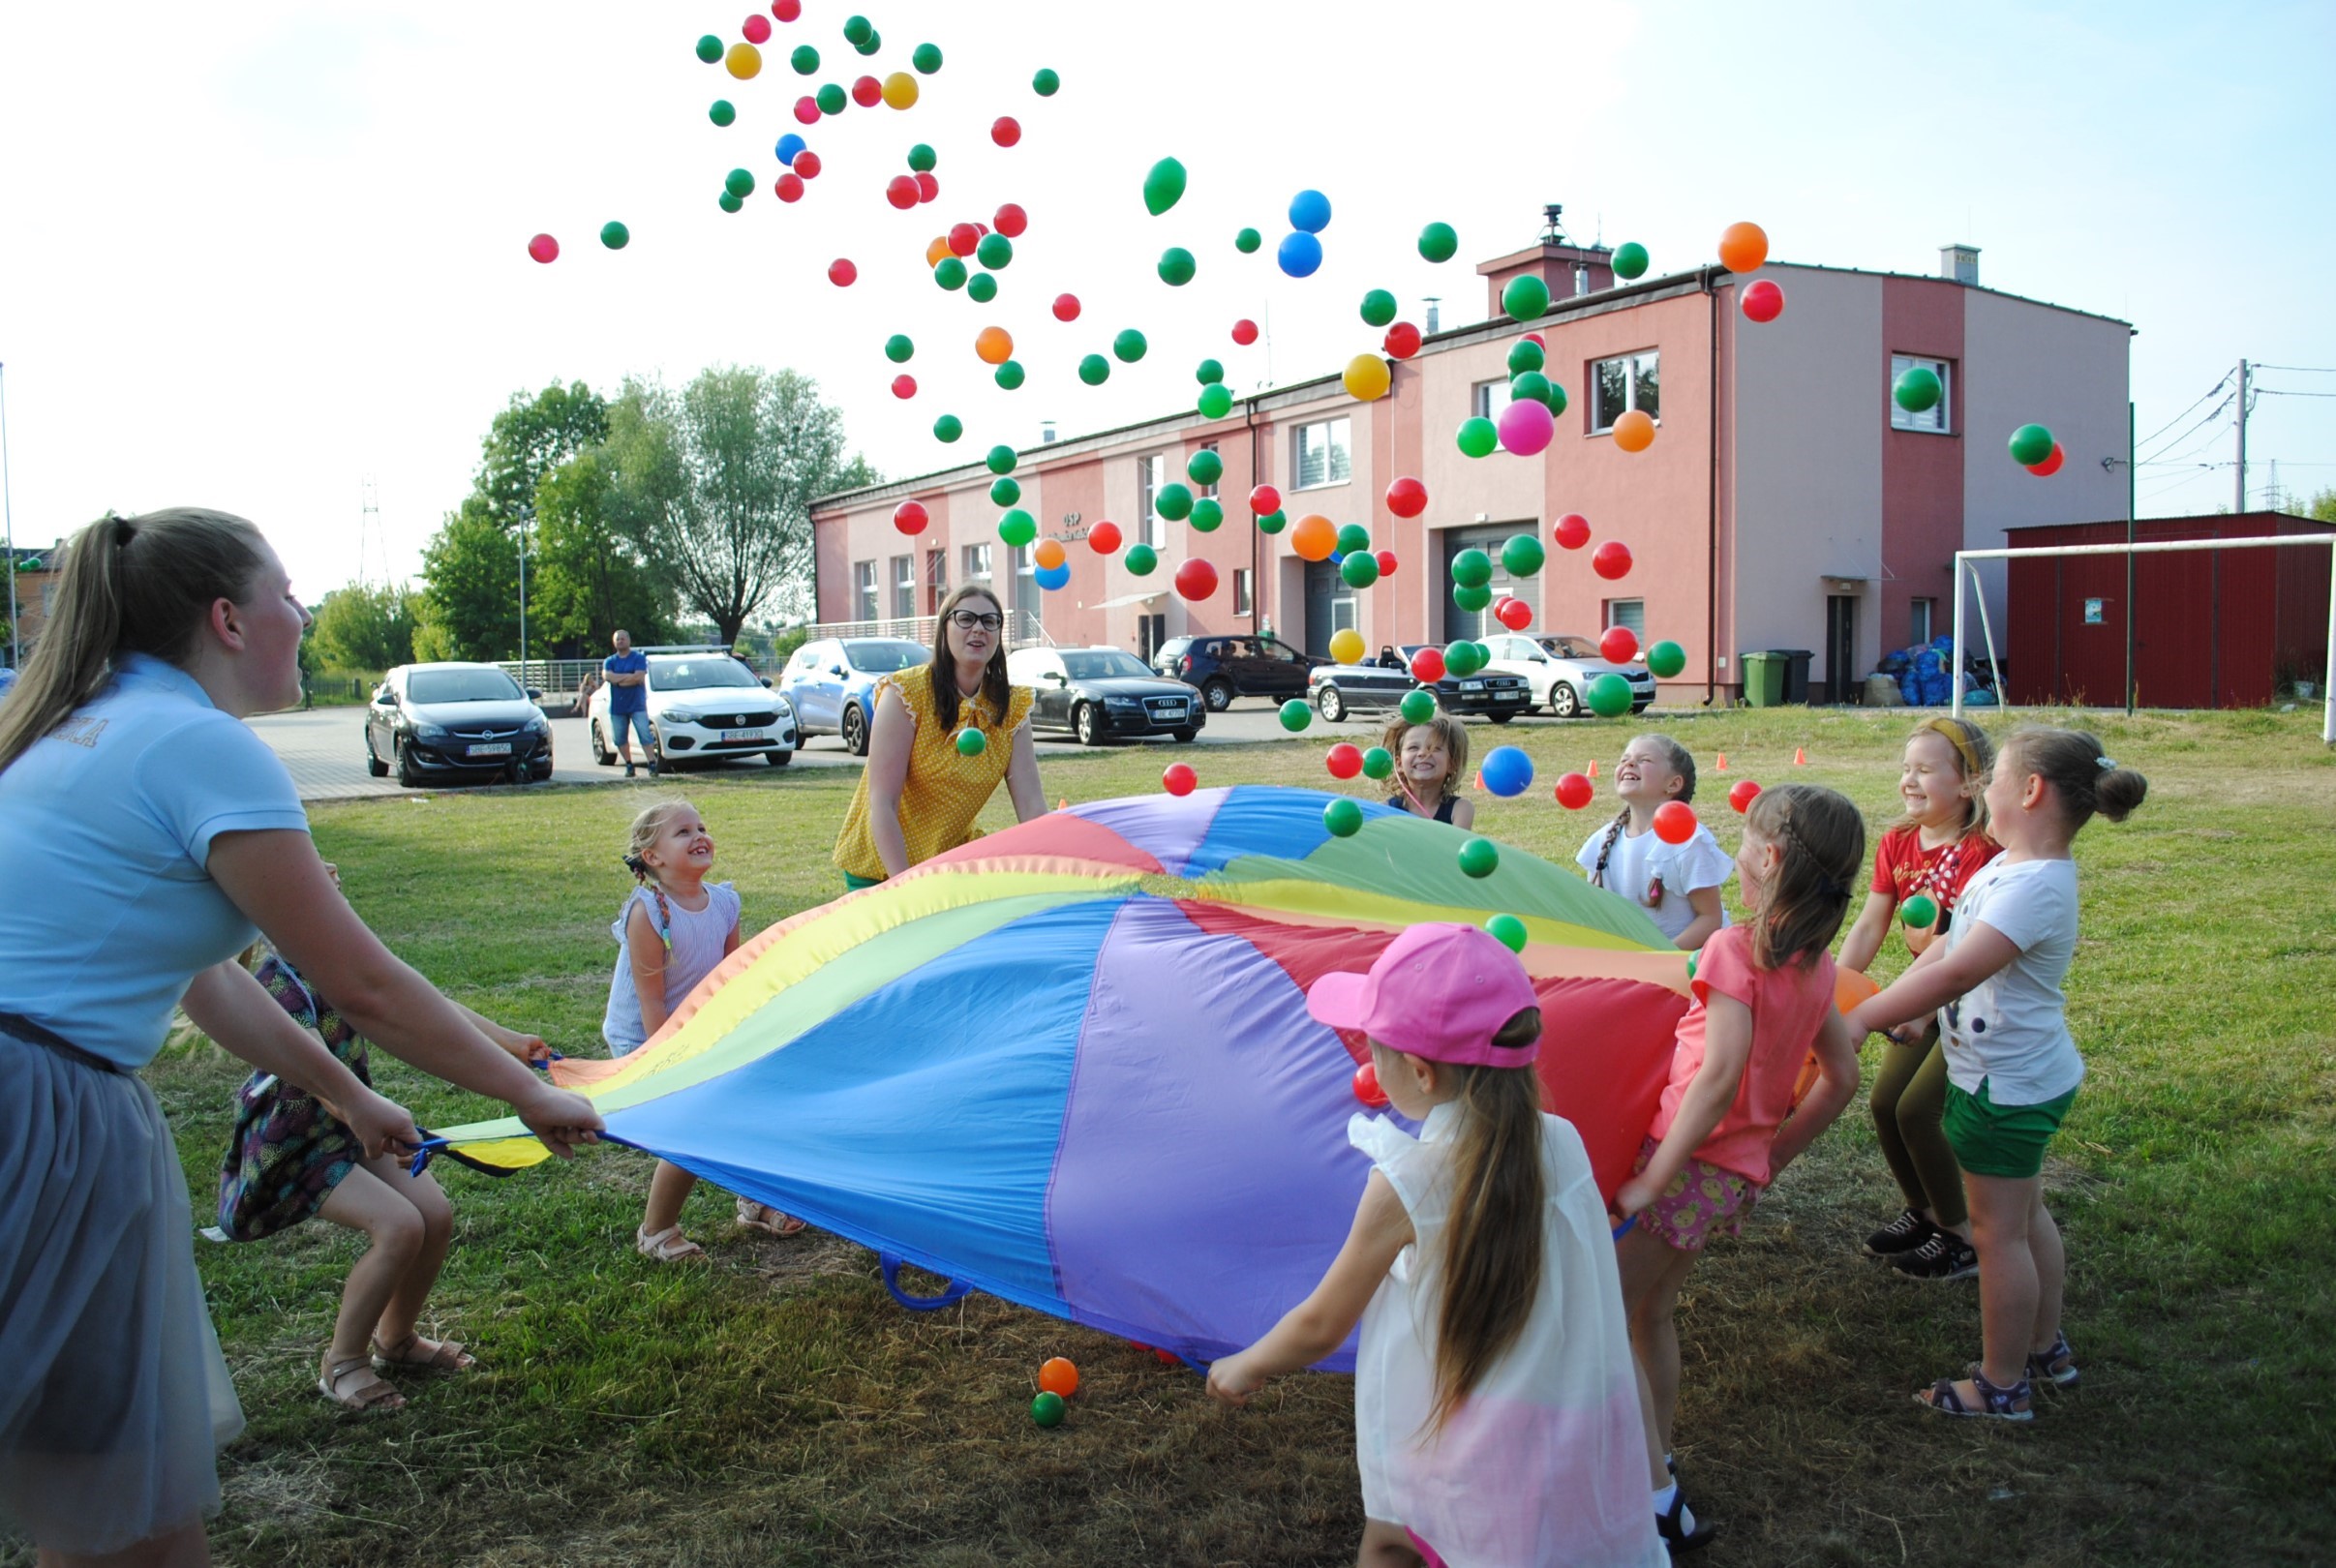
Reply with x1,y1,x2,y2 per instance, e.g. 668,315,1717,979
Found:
1288,189,1332,234
775,134,806,166
1480,745,1534,799
1277,230,1323,278
1035,562,1071,591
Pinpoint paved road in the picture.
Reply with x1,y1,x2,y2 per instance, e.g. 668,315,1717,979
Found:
253,701,1589,803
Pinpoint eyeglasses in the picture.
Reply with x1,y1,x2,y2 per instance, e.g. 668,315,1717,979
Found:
948,611,1004,632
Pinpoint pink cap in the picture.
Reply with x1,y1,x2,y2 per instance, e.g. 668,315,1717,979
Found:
1307,923,1540,1068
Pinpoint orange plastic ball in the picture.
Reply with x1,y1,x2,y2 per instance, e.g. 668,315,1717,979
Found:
1289,513,1338,562
925,235,952,267
975,325,1015,365
1716,221,1769,274
1033,538,1066,570
1038,1357,1079,1398
1611,408,1656,453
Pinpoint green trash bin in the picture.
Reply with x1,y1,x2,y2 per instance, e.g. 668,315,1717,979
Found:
1741,650,1785,708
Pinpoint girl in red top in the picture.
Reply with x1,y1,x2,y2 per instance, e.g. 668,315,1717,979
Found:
1836,716,1999,1281
1612,785,1866,1553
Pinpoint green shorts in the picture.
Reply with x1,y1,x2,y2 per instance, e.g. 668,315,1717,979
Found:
841,871,883,891
1944,1077,2078,1180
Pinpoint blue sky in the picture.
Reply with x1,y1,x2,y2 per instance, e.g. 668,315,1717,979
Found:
0,0,2327,597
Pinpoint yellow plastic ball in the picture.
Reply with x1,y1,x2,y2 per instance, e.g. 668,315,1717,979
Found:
881,71,920,109
1328,628,1365,666
725,42,763,80
1342,353,1391,402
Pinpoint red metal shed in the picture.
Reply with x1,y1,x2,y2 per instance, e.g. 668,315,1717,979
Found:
2004,513,2333,709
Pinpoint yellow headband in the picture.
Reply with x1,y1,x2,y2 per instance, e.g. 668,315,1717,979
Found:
1917,717,1984,780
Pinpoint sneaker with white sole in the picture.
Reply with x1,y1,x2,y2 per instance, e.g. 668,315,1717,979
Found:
1892,1230,1979,1282
1863,1207,1938,1258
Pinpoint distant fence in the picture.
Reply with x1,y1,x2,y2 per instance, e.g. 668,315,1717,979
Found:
805,609,1054,648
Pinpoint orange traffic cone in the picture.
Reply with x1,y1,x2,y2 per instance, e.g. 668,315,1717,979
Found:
1793,746,1807,767
1588,759,1599,778
1473,770,1485,791
1057,797,1070,811
1715,752,1730,772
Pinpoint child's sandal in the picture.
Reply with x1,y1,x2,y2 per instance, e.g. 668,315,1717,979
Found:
735,1199,810,1238
636,1223,706,1262
370,1332,476,1374
2027,1332,2078,1388
1914,1365,2034,1421
320,1355,407,1412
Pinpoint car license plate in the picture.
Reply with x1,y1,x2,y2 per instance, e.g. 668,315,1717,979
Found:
465,742,511,757
719,728,766,742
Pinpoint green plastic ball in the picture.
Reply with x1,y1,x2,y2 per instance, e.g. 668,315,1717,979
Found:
1124,543,1158,576
599,221,630,250
1113,328,1148,363
1542,381,1568,417
977,233,1015,269
1359,288,1398,327
1278,698,1314,733
1443,639,1484,677
1186,449,1224,488
1032,67,1060,96
998,509,1037,547
956,727,988,758
1895,366,1943,413
815,82,846,114
791,45,820,75
1198,384,1234,419
1195,358,1225,386
1510,370,1552,407
1450,548,1494,589
1455,417,1498,458
696,34,724,63
1341,552,1380,589
709,99,736,126
842,15,874,45
967,272,999,303
1255,508,1287,534
1418,222,1458,263
934,256,968,290
989,477,1020,507
1323,798,1365,837
717,191,743,214
1502,275,1551,322
912,42,943,74
1156,483,1193,521
1506,339,1546,377
1399,689,1439,725
1158,247,1196,286
1588,673,1634,717
1142,158,1187,218
725,167,755,198
1453,584,1492,614
986,444,1018,476
932,414,963,442
1234,226,1262,254
1612,241,1650,281
1361,745,1395,780
1457,838,1501,879
1900,893,1940,929
884,333,914,364
1078,353,1110,386
1485,914,1529,953
854,30,881,56
1336,524,1372,556
2008,424,2054,467
993,360,1026,391
1189,498,1225,533
1501,534,1545,578
1646,641,1686,679
907,142,937,171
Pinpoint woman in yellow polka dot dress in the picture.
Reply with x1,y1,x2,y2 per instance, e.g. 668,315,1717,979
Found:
833,585,1047,889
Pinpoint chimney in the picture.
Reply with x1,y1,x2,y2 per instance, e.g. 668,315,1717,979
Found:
1939,245,1980,286
1478,203,1615,316
1423,296,1441,335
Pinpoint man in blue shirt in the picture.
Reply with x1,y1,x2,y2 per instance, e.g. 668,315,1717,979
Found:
602,629,654,777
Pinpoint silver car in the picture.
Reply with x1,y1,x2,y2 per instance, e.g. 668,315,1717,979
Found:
1480,633,1655,717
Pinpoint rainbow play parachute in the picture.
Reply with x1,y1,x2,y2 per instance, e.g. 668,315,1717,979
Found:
431,788,1690,1369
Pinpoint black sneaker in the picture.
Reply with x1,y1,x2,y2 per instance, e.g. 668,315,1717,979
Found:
1863,1208,1937,1258
1656,1487,1717,1556
1893,1230,1979,1282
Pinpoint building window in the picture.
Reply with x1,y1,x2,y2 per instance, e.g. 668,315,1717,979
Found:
854,560,877,621
925,549,947,614
891,555,915,618
1472,378,1513,422
1331,595,1358,635
1292,417,1351,490
1232,567,1254,617
960,542,992,584
1591,350,1660,433
1198,441,1221,498
1910,596,1935,645
1890,354,1953,435
1136,453,1164,547
1604,598,1646,637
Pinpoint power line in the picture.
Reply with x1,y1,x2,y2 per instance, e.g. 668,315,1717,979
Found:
2255,388,2336,399
2138,393,2234,465
2251,363,2336,375
2134,369,2233,448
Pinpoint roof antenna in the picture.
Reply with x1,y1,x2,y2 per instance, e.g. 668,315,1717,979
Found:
1539,203,1566,245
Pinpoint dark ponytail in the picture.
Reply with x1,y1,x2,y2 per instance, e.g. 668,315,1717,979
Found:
2004,727,2148,827
1742,784,1866,970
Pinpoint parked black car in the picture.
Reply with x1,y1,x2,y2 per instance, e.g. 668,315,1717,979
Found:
1151,634,1323,712
1009,647,1203,743
365,662,553,787
1309,654,1532,724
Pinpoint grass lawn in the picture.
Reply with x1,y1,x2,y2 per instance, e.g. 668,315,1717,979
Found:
41,706,2333,1567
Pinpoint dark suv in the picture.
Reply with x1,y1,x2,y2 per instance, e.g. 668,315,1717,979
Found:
1152,634,1324,711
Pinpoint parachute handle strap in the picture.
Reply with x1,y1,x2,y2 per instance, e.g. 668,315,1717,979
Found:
881,1251,976,1312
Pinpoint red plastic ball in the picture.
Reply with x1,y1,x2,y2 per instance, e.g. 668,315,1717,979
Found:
775,171,805,202
885,175,920,210
1162,763,1198,797
1741,279,1785,323
1051,292,1081,322
1086,520,1121,554
948,223,981,257
891,374,917,400
793,97,821,125
915,172,939,202
1410,647,1446,683
742,13,773,43
1375,549,1398,576
993,203,1028,238
1525,332,1547,348
1554,513,1592,551
826,256,856,286
2026,442,2065,477
1384,476,1428,519
1325,742,1363,780
1653,800,1699,845
793,150,822,179
1496,597,1533,631
1599,625,1639,665
1555,772,1594,810
1230,318,1259,346
1382,321,1422,359
1351,1061,1390,1109
1728,779,1763,814
771,0,802,18
894,499,928,535
852,75,883,107
1592,540,1633,581
1173,558,1219,602
526,233,559,264
991,116,1022,147
1248,483,1281,516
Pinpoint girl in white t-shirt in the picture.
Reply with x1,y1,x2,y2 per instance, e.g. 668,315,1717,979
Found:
1850,727,2147,1421
1575,734,1731,950
605,799,804,1259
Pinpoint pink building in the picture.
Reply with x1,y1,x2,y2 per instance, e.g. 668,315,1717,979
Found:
811,228,2131,703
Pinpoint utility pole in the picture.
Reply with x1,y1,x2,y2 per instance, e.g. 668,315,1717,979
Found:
2235,358,2249,513
516,504,531,694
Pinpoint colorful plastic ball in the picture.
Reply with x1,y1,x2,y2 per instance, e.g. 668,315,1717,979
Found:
1034,561,1069,590
1507,338,1546,377
1288,189,1331,233
1032,67,1060,95
943,223,979,257
1398,689,1439,725
793,149,823,178
956,727,988,757
599,221,630,250
1646,641,1686,679
1653,800,1698,846
772,0,802,21
889,374,916,398
1190,499,1225,533
916,168,940,196
1332,524,1370,557
793,96,821,124
1161,762,1196,796
1030,1390,1066,1427
720,166,754,199
1352,1059,1389,1106
1269,697,1309,733
1741,280,1785,323
1555,772,1594,810
1717,221,1769,273
1900,892,1940,929
932,414,963,442
1289,514,1337,562
1195,358,1226,386
726,41,763,77
2009,423,2055,467
1255,509,1287,534
992,116,1022,147
977,232,1015,268
526,232,559,263
1612,241,1650,281
1598,625,1638,665
1418,222,1458,262
710,99,738,126
880,71,918,107
1409,647,1445,683
1328,630,1366,668
993,360,1025,390
911,41,942,72
1449,548,1494,589
1376,549,1398,577
1893,365,1942,413
998,510,1037,547
1077,354,1110,386
1453,585,1492,614
1142,158,1188,217
2027,442,2066,478
1587,673,1634,718
1248,484,1282,517
881,333,915,365
1728,778,1762,814
1610,409,1655,454
1158,246,1197,286
1455,417,1499,459
1494,596,1532,632
1029,1357,1080,1399
1051,292,1080,321
1197,384,1234,419
697,34,726,63
990,477,1021,506
1554,513,1592,551
1482,914,1529,954
1480,745,1533,798
1277,231,1323,278
967,273,998,304
885,174,920,209
788,43,818,74
1230,317,1260,346
776,133,807,165
1442,639,1485,678
1361,745,1395,780
1340,552,1380,589
1320,795,1367,841
740,13,774,43
1510,370,1553,407
1175,558,1219,602
1124,543,1158,576
934,257,968,290
1113,328,1148,363
894,499,929,535
1499,535,1545,580
850,75,881,107
1502,274,1551,322
1359,288,1397,327
841,13,874,44
1186,449,1225,487
1384,477,1428,519
1383,321,1423,359
905,144,938,174
1497,396,1555,456
1338,353,1388,403
993,203,1028,238
977,327,1016,366
1156,483,1193,522
1540,381,1569,416
1457,838,1501,879
1592,541,1633,581
1234,227,1262,255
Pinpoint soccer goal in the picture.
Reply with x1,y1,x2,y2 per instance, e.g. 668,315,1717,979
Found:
1950,532,2335,743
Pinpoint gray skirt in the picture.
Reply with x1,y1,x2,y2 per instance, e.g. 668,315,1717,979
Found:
0,1018,244,1555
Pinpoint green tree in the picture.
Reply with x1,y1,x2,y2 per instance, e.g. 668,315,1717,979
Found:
2303,487,2336,524
530,448,675,648
310,582,421,671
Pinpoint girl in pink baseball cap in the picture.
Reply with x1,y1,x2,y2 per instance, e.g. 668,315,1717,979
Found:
1206,922,1664,1568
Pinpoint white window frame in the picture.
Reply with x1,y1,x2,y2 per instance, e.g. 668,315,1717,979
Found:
1604,598,1646,637
891,554,915,619
1890,354,1954,435
854,560,877,620
960,542,992,584
1472,378,1513,422
1910,595,1935,645
1291,417,1352,491
1330,595,1358,635
1136,453,1164,548
1590,350,1660,434
1232,566,1254,618
1197,441,1221,498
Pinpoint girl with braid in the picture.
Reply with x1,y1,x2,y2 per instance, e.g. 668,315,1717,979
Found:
1575,735,1732,950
